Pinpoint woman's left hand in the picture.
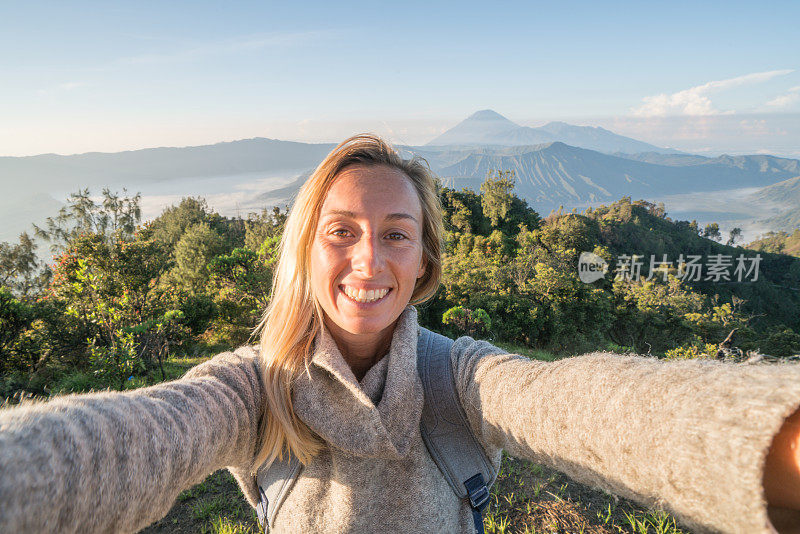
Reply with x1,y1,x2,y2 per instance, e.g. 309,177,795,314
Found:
765,407,800,509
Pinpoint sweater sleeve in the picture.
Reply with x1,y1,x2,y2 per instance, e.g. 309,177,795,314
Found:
0,346,265,534
450,337,800,534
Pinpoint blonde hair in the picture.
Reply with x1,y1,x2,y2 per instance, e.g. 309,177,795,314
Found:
252,133,443,471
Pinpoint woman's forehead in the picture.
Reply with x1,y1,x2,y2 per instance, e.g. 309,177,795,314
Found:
320,165,422,218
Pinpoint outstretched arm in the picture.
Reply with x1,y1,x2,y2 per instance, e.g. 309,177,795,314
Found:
450,337,800,534
0,347,265,533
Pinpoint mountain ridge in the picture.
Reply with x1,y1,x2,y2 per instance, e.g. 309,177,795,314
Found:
2,131,799,244
434,142,800,208
427,109,679,154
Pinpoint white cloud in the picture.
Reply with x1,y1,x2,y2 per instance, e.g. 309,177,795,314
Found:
766,85,800,108
633,69,794,117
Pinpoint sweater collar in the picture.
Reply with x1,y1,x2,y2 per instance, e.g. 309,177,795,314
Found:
291,306,423,459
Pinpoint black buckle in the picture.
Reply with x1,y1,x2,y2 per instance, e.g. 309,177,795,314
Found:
464,473,490,510
468,485,490,509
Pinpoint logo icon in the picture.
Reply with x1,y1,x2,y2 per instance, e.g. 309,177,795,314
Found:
578,252,608,283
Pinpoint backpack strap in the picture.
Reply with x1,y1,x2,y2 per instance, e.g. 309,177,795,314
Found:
255,451,303,533
417,326,497,534
253,327,497,534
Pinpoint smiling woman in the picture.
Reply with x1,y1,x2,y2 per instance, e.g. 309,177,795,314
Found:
310,165,427,379
1,135,800,534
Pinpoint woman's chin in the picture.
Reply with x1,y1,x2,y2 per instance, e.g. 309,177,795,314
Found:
336,318,394,338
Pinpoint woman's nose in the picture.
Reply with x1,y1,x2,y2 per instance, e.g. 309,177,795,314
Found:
351,234,384,276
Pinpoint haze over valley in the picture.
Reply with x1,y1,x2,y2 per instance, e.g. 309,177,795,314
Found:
2,110,799,246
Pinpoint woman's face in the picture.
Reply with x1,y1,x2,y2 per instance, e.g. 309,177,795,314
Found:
310,164,426,342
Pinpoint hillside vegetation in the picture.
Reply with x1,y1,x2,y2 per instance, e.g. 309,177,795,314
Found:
2,173,799,533
2,172,799,397
746,228,800,258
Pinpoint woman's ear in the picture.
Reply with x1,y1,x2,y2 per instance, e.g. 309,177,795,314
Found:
417,257,427,279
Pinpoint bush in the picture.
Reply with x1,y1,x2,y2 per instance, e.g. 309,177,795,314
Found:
758,326,800,357
442,306,492,338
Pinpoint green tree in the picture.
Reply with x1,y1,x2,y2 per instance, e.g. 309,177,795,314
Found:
206,243,277,344
703,222,721,242
0,232,50,300
442,306,491,338
48,230,186,384
148,197,213,247
0,287,37,374
726,227,743,246
171,222,225,293
441,188,487,236
480,170,516,228
611,275,707,353
244,206,288,252
33,188,141,254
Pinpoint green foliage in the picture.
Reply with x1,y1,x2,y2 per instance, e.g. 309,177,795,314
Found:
664,342,718,360
610,275,706,353
179,294,217,336
702,222,721,241
481,170,516,229
746,228,800,257
441,188,485,235
206,245,276,345
757,326,800,357
171,222,225,292
442,306,491,338
0,232,50,299
0,287,37,374
244,206,287,252
45,227,189,385
682,297,748,344
87,331,144,390
149,197,215,247
4,176,800,396
208,247,273,309
622,508,685,534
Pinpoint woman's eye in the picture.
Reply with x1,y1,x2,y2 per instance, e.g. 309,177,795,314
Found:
330,228,351,238
386,232,407,240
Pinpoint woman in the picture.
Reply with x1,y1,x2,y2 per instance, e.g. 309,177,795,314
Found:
1,134,800,533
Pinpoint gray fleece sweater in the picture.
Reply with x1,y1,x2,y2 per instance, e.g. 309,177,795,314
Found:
2,305,800,533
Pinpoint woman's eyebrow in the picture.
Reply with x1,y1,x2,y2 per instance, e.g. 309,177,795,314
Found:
385,213,418,223
323,209,356,218
322,209,418,223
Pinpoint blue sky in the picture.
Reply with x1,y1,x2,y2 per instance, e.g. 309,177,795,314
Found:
2,0,799,156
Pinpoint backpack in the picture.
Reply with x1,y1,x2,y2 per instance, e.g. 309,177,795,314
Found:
254,327,498,534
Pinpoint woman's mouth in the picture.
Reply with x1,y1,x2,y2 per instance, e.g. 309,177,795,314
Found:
340,285,391,304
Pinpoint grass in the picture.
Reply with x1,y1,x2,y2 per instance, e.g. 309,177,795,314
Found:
142,470,258,534
200,516,257,534
480,453,686,534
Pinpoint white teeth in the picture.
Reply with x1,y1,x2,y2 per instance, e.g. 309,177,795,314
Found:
342,286,389,303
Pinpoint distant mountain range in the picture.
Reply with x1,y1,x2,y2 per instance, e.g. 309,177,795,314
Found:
416,142,800,217
0,138,336,190
426,109,678,154
2,111,799,245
